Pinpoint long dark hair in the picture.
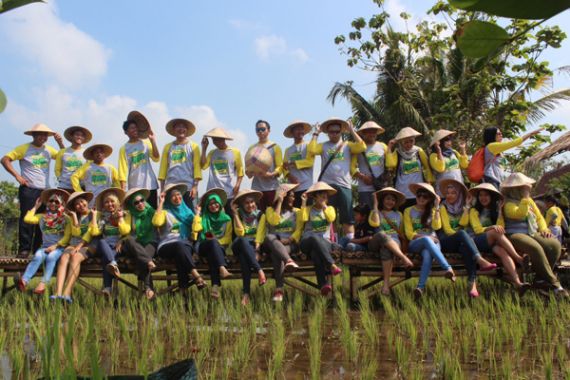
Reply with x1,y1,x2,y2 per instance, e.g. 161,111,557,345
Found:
483,127,498,146
474,190,500,225
417,191,435,228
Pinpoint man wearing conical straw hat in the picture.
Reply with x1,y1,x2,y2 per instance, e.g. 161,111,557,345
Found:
282,120,315,207
118,111,160,209
55,125,91,193
1,123,65,258
308,117,366,237
245,119,283,212
351,121,387,206
71,144,120,204
200,127,244,214
158,118,202,210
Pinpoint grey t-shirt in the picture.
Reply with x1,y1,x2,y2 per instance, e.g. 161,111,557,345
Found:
378,210,402,245
395,152,425,200
357,142,386,192
251,142,281,192
320,141,353,189
57,147,85,189
120,140,158,190
284,142,313,192
7,143,58,189
206,147,242,197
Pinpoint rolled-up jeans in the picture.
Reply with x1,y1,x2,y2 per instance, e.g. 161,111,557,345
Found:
22,247,64,284
408,236,451,289
440,230,481,283
262,234,299,288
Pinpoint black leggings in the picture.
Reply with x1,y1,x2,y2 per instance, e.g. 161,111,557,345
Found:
198,239,227,286
158,240,196,289
300,234,334,288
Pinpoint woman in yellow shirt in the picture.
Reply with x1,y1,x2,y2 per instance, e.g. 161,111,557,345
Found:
502,173,568,298
429,129,468,196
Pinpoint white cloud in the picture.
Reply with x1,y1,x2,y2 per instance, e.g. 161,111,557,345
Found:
0,0,111,89
254,34,309,63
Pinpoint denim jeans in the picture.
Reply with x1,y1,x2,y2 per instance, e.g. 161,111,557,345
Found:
408,236,451,289
198,239,227,286
98,239,119,289
338,236,367,252
232,237,262,294
158,240,196,289
22,247,64,283
300,234,334,288
439,230,481,282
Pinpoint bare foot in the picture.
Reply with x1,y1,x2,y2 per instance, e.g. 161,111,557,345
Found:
241,294,250,306
148,260,156,271
219,266,231,278
33,282,46,295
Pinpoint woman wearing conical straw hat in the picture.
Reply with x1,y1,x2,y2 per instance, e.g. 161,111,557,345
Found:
1,123,64,258
501,173,568,298
298,182,343,297
200,127,244,214
71,144,120,205
352,121,388,206
118,111,160,209
386,127,434,209
55,125,91,194
16,189,71,295
429,129,468,196
468,183,530,293
403,183,456,298
260,183,303,302
282,120,315,208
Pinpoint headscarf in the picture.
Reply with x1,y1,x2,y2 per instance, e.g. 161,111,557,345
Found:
441,144,454,158
127,192,155,245
396,141,421,161
503,187,539,234
44,194,66,230
101,194,121,228
200,193,231,240
442,183,465,215
164,190,195,239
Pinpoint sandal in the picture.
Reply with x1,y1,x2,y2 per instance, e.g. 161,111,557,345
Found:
195,276,206,290
15,275,26,292
258,270,267,286
320,284,332,296
479,263,498,272
144,288,155,300
331,264,342,276
414,287,423,300
33,282,46,295
211,285,220,299
106,263,121,278
445,269,457,283
241,294,250,306
284,260,299,272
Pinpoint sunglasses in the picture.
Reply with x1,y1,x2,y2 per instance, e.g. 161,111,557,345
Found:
256,127,267,133
416,192,432,199
328,129,341,134
133,198,145,206
48,199,60,205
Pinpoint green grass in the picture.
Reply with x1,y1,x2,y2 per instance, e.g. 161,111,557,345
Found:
0,274,568,378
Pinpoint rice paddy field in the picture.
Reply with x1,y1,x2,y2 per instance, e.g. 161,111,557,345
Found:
0,274,569,379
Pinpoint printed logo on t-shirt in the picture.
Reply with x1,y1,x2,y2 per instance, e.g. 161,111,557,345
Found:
170,148,187,165
445,157,459,170
380,221,396,234
213,159,229,175
91,169,109,186
402,158,420,175
311,217,329,232
129,150,147,169
30,153,49,169
275,219,294,233
244,225,257,237
288,151,303,162
43,226,63,235
65,156,84,172
326,148,345,162
104,224,119,236
449,216,460,229
366,152,382,167
412,217,431,235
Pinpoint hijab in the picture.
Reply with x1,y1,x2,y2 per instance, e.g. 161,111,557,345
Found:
200,194,231,240
442,183,465,215
503,186,539,234
164,190,195,239
44,194,66,230
127,192,156,245
396,141,421,161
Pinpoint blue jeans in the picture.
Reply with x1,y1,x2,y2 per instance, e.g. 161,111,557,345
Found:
440,230,481,282
22,247,64,283
338,237,367,252
408,236,451,289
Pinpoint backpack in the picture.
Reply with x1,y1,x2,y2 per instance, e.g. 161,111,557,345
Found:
467,147,485,183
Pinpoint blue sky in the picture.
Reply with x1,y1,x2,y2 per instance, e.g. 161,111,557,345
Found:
1,0,569,191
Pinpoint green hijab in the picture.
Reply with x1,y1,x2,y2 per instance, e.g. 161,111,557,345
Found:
200,193,231,240
127,192,156,245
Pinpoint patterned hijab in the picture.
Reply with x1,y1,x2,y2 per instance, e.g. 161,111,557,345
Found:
44,194,66,230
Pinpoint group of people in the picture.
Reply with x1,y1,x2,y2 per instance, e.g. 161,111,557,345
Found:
1,112,567,303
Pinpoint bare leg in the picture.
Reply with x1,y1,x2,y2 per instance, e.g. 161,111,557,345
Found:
493,245,523,286
55,253,70,296
62,254,86,297
381,260,393,294
489,230,524,265
384,239,413,267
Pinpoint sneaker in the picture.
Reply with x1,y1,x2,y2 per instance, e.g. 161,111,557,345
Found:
101,287,112,297
49,295,60,301
62,296,73,304
272,289,284,302
284,260,299,272
554,287,570,299
106,263,121,278
320,284,332,296
414,287,423,300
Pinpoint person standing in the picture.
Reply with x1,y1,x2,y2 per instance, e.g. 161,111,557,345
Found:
283,120,315,208
352,121,387,206
200,127,244,214
118,111,160,209
1,123,64,258
429,129,468,196
245,120,283,212
71,144,120,202
158,118,202,210
308,117,366,237
55,126,91,193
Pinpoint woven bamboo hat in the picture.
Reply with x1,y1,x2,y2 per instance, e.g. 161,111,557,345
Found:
166,118,196,137
283,120,312,138
95,188,125,210
430,129,456,146
278,183,300,194
468,183,503,200
439,178,468,199
374,187,406,207
83,144,112,160
358,121,385,135
64,126,92,143
320,117,349,133
304,181,337,196
394,127,422,142
66,191,94,210
24,123,55,136
200,187,228,208
126,111,151,138
409,182,437,198
500,172,536,189
163,183,188,196
40,188,70,205
232,189,263,207
245,143,274,175
204,127,233,140
123,188,150,208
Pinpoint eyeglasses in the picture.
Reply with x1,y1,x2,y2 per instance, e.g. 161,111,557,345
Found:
256,127,267,133
133,199,145,206
48,199,60,205
416,192,431,199
328,129,341,134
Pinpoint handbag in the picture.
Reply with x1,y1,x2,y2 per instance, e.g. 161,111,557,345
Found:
360,152,387,190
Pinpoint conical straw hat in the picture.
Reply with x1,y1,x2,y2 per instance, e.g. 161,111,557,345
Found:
40,188,70,205
409,182,437,198
123,188,150,208
232,189,263,207
500,172,536,189
320,117,349,133
358,121,385,135
468,183,503,200
245,144,274,175
278,183,300,194
163,183,188,196
200,187,228,208
83,144,112,160
304,181,337,196
95,188,125,210
374,186,406,207
283,120,312,138
430,129,456,146
66,191,94,210
204,127,233,140
127,110,151,138
394,127,421,141
166,118,196,137
64,126,92,143
438,178,468,199
24,123,55,136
